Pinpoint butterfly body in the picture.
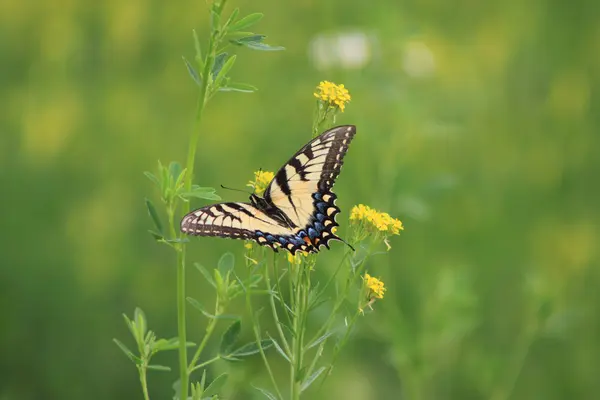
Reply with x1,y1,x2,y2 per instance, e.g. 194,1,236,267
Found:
180,125,356,254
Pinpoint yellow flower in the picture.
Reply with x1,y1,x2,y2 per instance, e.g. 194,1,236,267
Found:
244,242,252,250
350,204,403,235
247,170,274,196
287,251,308,264
364,273,386,299
313,81,351,112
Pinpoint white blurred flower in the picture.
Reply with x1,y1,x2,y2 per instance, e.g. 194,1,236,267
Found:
309,31,373,70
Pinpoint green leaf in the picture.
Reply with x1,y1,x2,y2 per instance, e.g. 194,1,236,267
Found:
267,334,290,363
147,364,171,372
252,385,277,400
223,7,239,30
231,34,266,44
211,53,228,80
144,171,160,187
169,162,182,181
192,29,203,69
152,337,196,352
213,55,236,89
243,41,285,51
218,82,258,93
186,297,216,319
203,373,228,397
228,13,264,32
227,339,273,358
195,263,216,288
218,252,235,276
113,339,142,365
183,56,201,86
134,308,147,342
148,230,163,241
145,198,163,234
180,187,221,201
307,330,335,350
301,367,326,392
219,320,241,355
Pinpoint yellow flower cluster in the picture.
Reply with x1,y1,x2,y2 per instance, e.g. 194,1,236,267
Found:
287,251,308,264
350,204,403,235
247,170,274,196
364,273,386,299
313,81,351,112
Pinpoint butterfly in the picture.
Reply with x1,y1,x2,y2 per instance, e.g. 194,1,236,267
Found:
180,125,356,254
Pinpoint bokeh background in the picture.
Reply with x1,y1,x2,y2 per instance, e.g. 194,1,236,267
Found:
2,0,599,399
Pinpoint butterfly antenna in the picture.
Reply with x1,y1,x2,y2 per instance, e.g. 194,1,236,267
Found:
338,237,355,252
220,185,253,196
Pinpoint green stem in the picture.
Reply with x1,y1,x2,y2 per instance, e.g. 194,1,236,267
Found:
266,254,292,356
187,313,219,374
188,355,221,374
139,365,150,400
246,281,283,399
290,262,306,400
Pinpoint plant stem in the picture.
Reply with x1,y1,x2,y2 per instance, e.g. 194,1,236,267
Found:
177,4,223,394
188,314,219,373
139,365,150,400
246,279,283,399
188,355,221,374
290,262,305,400
266,254,292,356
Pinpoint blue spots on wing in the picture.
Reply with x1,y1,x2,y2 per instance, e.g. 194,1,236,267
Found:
256,231,264,236
313,193,322,201
316,202,327,213
308,227,318,239
278,237,288,245
313,222,324,233
290,237,304,246
298,230,307,238
266,234,275,242
315,213,326,222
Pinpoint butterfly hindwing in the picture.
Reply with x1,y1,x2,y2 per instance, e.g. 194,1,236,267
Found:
181,125,356,254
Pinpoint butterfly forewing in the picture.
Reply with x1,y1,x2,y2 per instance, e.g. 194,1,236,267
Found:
181,125,356,254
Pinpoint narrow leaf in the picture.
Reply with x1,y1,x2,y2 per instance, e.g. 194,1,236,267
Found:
148,230,163,241
300,367,326,392
231,34,266,44
307,330,335,350
180,190,221,201
113,339,142,365
252,385,277,400
219,320,242,355
192,29,203,68
203,373,228,397
223,7,239,30
145,198,163,234
211,53,228,80
187,297,216,319
267,334,290,363
195,263,216,288
219,82,258,93
147,364,171,372
228,339,273,357
144,171,160,187
218,252,235,276
134,308,147,341
183,56,201,86
214,55,237,88
228,13,264,32
243,41,285,51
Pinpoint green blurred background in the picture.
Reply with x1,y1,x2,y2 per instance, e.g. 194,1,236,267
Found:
2,0,599,399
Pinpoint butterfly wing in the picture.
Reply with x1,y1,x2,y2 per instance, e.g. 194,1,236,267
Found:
263,125,356,251
180,202,305,251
